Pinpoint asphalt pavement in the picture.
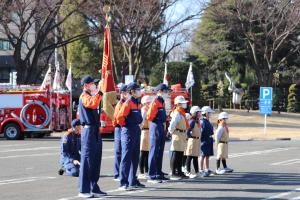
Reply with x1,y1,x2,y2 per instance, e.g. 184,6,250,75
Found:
0,136,299,200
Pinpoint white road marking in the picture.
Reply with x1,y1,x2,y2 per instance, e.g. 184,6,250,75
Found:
165,147,297,159
263,188,300,200
229,148,296,158
292,196,300,200
0,146,58,153
271,159,300,166
0,176,56,186
282,160,300,166
0,147,113,153
0,153,114,159
57,182,181,200
0,144,29,148
0,152,58,159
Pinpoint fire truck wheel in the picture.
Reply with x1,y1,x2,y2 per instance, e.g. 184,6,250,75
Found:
4,123,22,140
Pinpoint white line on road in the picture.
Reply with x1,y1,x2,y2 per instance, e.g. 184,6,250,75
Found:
229,148,297,158
0,176,56,186
291,196,300,200
0,153,114,159
0,144,29,148
282,160,300,166
0,152,58,159
271,159,300,166
263,187,300,200
57,182,181,200
0,146,59,153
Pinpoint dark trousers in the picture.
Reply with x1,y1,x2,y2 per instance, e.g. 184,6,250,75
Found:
182,155,187,167
186,156,199,173
113,127,122,179
119,126,141,187
139,151,149,174
148,122,165,180
79,126,102,193
170,151,184,175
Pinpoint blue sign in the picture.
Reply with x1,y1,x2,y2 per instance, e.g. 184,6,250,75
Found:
259,87,273,114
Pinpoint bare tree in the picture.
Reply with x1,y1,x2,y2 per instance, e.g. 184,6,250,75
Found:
210,0,300,86
0,0,97,84
84,0,206,81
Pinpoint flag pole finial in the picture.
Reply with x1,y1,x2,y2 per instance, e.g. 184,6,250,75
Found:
103,5,111,25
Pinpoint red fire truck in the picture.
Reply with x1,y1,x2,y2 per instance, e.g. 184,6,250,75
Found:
0,85,71,140
99,84,191,135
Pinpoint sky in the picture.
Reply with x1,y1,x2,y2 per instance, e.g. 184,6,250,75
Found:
162,0,206,61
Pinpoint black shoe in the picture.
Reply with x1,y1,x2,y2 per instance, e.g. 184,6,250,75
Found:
159,176,169,181
58,168,64,175
178,173,189,179
132,181,146,188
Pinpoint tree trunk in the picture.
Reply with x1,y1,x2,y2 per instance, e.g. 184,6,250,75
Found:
128,47,133,75
256,66,273,87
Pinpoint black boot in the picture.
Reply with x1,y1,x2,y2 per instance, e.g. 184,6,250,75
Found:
58,168,64,175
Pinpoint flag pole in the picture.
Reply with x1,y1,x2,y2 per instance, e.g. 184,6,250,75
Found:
190,62,193,102
49,63,53,131
69,63,72,126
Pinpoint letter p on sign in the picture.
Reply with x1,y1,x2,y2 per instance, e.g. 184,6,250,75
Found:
260,87,273,100
263,89,270,99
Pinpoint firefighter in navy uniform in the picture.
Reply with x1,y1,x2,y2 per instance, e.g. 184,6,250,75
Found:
147,83,168,183
116,82,145,191
58,119,81,177
78,75,107,198
113,84,128,181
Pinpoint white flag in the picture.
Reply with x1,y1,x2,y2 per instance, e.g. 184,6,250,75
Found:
40,65,52,90
163,63,168,86
53,63,61,90
65,65,72,91
185,62,195,90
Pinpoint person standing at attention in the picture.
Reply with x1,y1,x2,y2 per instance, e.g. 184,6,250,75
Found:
78,75,107,198
113,84,128,181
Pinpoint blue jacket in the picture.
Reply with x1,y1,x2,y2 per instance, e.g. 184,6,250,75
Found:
201,118,214,142
78,90,101,126
60,132,81,166
186,119,196,138
116,96,143,127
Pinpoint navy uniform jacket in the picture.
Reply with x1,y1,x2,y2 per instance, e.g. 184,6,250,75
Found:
200,118,214,156
60,131,81,166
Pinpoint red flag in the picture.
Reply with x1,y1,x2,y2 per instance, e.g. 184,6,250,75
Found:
101,26,117,120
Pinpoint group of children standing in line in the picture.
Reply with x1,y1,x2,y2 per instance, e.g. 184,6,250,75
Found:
58,82,234,194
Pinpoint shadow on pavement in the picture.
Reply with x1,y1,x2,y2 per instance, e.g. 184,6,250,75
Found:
103,172,300,199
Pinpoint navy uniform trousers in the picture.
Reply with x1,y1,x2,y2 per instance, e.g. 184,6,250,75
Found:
79,126,102,194
113,126,122,179
119,125,141,187
148,122,165,180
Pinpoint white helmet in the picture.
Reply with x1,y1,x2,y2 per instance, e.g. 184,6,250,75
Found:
190,106,202,115
185,113,191,120
174,95,188,105
218,112,229,120
141,95,153,104
201,106,215,114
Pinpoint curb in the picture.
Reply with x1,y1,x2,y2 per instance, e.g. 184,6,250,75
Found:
229,137,299,141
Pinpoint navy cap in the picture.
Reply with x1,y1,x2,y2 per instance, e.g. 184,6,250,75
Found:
119,84,127,93
155,83,168,92
81,75,100,86
71,119,81,128
127,82,140,91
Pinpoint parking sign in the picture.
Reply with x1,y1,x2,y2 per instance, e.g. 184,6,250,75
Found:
259,87,273,114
